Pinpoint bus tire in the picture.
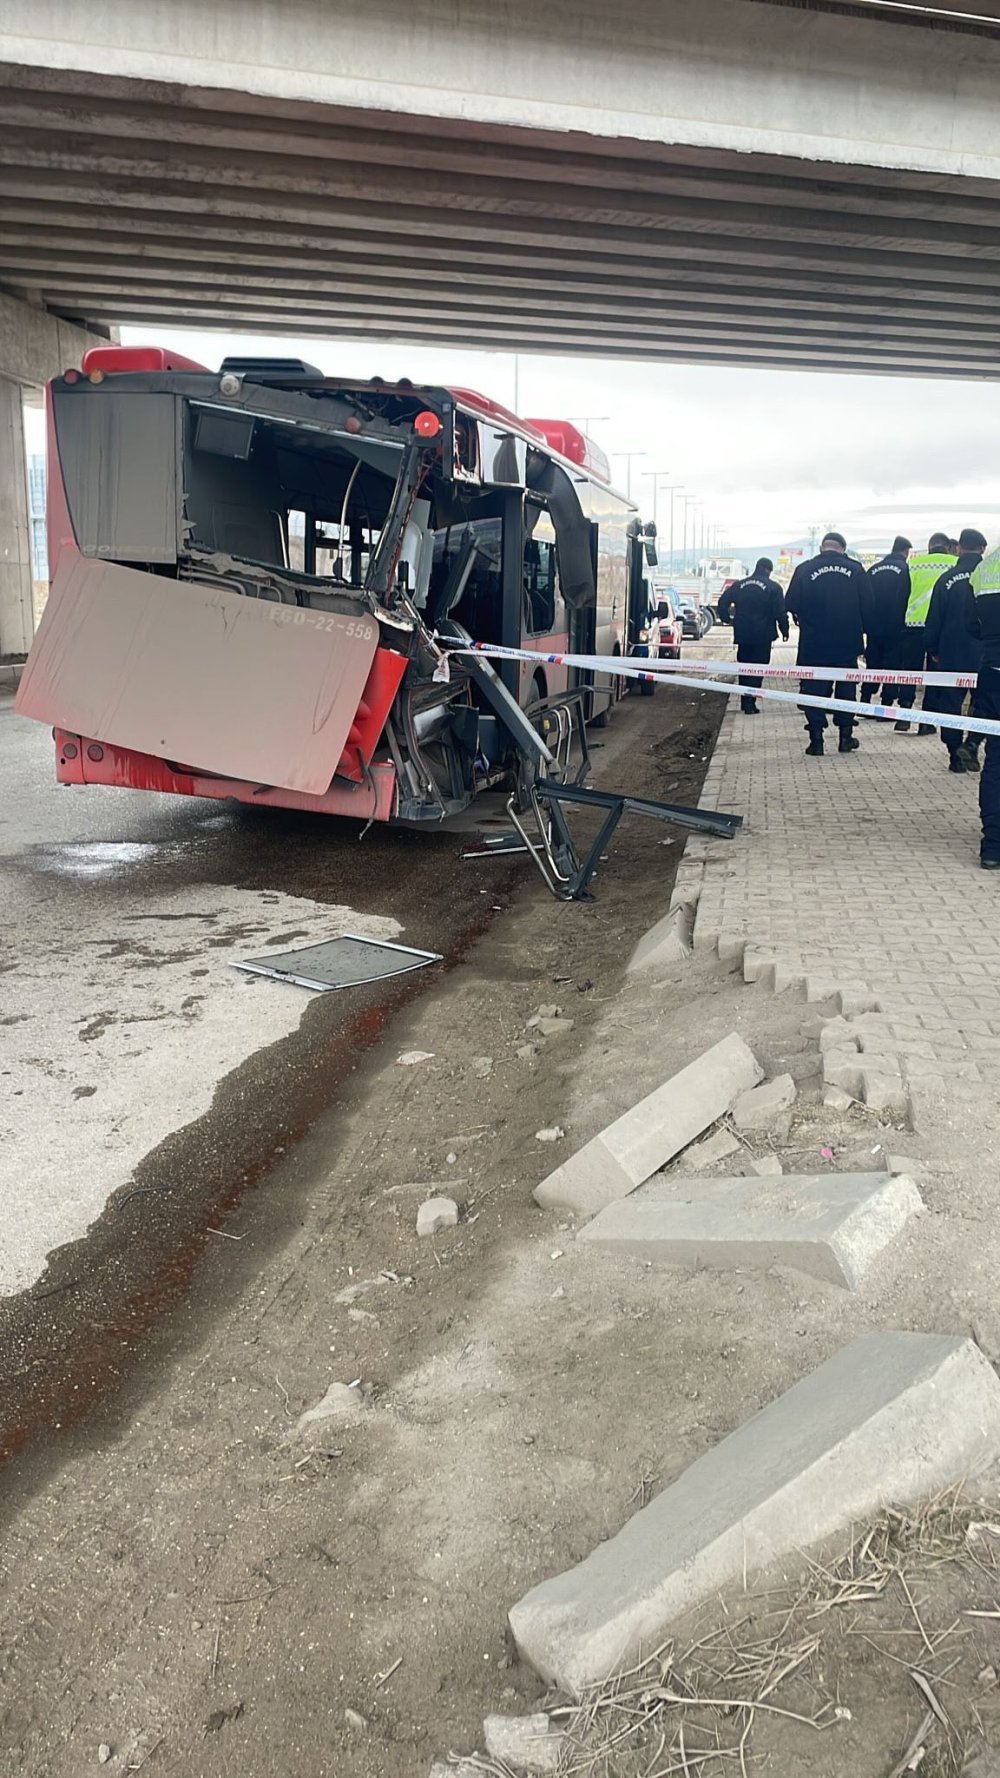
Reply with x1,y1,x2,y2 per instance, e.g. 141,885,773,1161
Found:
521,671,546,711
640,674,655,697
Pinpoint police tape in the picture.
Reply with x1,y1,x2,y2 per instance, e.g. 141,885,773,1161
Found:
445,638,974,690
445,641,1000,741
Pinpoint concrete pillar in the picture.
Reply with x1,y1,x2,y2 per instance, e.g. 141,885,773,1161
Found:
0,290,111,657
0,377,32,658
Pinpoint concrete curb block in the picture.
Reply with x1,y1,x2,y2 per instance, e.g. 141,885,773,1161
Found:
626,904,693,973
575,1171,923,1288
508,1333,1000,1695
534,1033,762,1218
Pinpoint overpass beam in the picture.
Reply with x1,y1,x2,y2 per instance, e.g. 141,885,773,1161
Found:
0,287,109,656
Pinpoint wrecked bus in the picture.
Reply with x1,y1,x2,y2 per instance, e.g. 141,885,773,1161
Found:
16,348,738,896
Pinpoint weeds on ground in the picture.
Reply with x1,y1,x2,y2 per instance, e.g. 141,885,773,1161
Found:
486,1489,1000,1778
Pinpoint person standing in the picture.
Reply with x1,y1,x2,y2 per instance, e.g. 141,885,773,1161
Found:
924,527,986,773
892,532,955,733
968,545,1000,868
785,531,872,758
860,535,910,711
718,556,789,714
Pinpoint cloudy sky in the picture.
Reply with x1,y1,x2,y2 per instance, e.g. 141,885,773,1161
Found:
33,324,999,559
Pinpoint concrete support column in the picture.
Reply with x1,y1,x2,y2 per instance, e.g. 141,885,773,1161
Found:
0,376,32,658
0,289,111,656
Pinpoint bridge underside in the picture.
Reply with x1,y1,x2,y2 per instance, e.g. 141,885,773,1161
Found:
5,58,1000,378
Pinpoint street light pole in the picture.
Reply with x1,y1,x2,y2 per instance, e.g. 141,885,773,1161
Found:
639,469,672,531
682,495,697,572
615,450,647,500
567,414,610,435
662,485,683,576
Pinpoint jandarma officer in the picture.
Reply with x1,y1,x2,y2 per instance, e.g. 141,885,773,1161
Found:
785,532,872,758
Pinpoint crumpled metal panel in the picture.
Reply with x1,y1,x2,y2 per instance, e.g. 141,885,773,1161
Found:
233,934,441,991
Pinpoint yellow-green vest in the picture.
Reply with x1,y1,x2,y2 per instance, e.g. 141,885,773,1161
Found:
973,547,1000,600
904,553,953,627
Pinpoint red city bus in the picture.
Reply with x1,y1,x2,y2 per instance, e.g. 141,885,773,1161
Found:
17,348,647,827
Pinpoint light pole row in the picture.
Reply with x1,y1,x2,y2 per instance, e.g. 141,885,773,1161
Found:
632,469,717,577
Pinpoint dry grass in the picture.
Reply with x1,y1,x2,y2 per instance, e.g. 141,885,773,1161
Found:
511,1489,1000,1778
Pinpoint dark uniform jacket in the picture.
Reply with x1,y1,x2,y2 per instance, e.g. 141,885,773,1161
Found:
785,551,871,668
925,553,982,673
866,552,910,641
717,574,789,655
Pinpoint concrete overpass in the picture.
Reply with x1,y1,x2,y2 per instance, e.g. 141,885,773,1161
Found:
4,0,1000,649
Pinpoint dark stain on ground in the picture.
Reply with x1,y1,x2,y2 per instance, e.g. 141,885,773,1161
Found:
0,806,528,1486
0,688,726,1514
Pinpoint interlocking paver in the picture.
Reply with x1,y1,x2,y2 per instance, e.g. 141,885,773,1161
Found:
687,642,998,1103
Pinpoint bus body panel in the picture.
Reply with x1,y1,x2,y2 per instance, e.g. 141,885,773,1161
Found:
18,552,380,797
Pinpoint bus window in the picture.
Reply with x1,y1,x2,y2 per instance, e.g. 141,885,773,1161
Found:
523,538,557,635
523,504,561,636
430,514,503,637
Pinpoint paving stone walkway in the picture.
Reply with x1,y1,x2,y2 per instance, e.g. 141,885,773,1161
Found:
675,641,1000,1114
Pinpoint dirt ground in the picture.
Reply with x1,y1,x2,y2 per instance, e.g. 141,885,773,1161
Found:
4,678,1000,1778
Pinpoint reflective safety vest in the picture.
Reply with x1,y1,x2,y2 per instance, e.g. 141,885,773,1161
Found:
904,553,954,627
973,547,1000,600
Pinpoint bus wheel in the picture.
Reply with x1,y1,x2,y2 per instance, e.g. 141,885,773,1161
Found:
521,672,545,711
592,687,611,728
640,671,655,698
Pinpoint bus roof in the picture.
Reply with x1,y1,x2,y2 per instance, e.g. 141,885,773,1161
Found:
75,347,623,499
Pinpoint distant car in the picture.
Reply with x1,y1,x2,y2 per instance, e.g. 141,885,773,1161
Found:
655,594,682,660
677,595,711,641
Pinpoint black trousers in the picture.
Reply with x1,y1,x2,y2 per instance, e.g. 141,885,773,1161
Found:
976,669,1000,860
737,640,771,709
921,684,976,754
859,632,898,704
801,677,856,738
892,627,926,711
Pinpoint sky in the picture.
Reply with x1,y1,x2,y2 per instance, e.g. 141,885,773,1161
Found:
27,324,1000,561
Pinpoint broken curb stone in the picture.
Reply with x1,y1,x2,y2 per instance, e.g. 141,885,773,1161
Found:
577,1171,922,1288
294,1381,363,1437
535,1033,762,1218
749,1155,783,1176
417,1196,459,1237
508,1332,1000,1695
731,1073,796,1132
823,1085,855,1112
483,1710,565,1773
626,904,693,973
680,1126,741,1172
